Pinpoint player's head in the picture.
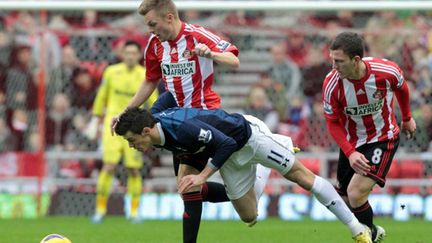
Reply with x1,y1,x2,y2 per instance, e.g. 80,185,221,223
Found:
329,32,365,79
138,0,179,42
115,107,157,151
122,40,142,68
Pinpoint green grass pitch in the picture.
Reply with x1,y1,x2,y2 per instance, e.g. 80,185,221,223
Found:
2,217,429,243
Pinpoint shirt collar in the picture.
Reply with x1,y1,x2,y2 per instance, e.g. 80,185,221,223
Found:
156,122,165,146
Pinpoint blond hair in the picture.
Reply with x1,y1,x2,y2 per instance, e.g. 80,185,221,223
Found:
138,0,178,18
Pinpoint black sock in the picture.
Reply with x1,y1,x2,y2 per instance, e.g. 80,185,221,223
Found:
182,192,203,243
201,182,229,203
352,201,377,238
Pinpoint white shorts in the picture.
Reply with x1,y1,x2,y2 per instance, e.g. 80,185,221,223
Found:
219,115,296,200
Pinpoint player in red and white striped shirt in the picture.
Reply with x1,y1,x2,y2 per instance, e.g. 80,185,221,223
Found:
109,1,243,243
322,32,416,243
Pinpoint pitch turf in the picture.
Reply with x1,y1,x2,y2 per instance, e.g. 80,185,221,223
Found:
2,217,429,243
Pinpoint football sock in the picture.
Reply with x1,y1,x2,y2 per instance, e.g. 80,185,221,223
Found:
182,191,203,243
127,174,142,218
201,182,229,202
352,201,376,238
254,164,271,202
95,170,114,215
310,176,364,236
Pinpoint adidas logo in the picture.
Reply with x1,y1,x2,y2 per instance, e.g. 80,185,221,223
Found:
170,48,177,54
356,89,365,95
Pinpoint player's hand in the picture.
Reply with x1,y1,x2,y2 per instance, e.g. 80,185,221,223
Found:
178,174,206,193
348,151,370,176
194,43,212,58
110,114,120,136
83,116,99,140
401,117,416,139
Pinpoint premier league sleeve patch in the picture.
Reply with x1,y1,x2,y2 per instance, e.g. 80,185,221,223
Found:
198,129,213,143
216,40,231,52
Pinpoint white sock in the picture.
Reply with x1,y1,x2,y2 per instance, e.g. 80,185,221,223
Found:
254,164,271,202
311,176,364,236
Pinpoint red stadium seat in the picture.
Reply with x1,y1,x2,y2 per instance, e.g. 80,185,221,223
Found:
397,160,425,194
386,161,400,178
398,159,424,178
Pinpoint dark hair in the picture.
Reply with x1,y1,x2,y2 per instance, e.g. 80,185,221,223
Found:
115,107,156,136
330,32,364,59
124,40,142,51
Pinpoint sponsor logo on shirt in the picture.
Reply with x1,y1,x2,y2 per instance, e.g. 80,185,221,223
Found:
216,40,230,51
182,49,194,59
373,90,384,100
344,99,384,116
198,129,212,143
161,61,196,77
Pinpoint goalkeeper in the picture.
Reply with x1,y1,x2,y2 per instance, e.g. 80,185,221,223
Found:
86,40,158,223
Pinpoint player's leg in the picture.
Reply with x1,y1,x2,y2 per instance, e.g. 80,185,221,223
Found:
240,115,273,202
218,158,259,227
248,129,370,242
124,144,144,222
94,163,116,223
177,164,203,243
93,128,123,223
347,137,399,243
254,164,271,202
283,160,369,240
230,187,258,227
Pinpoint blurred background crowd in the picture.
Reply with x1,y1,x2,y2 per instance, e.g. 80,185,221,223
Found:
0,9,431,191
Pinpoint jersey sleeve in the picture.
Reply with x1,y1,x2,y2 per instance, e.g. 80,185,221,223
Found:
92,66,111,116
144,36,162,82
177,119,238,169
322,71,342,121
193,26,239,56
384,60,412,121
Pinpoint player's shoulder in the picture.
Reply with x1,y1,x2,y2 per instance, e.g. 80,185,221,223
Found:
364,56,403,78
364,56,401,70
323,69,340,87
104,63,121,74
184,22,220,41
144,34,161,52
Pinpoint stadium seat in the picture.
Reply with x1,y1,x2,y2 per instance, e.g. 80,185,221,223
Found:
398,159,425,178
398,160,425,194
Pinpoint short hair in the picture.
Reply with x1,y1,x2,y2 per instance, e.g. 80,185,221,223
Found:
330,32,365,59
123,40,142,51
138,0,178,18
115,107,157,136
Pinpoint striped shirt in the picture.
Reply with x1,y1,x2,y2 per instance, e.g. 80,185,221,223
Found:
144,22,239,109
322,57,404,148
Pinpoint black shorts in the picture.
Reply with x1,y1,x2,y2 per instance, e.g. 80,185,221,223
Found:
172,152,209,176
336,135,400,196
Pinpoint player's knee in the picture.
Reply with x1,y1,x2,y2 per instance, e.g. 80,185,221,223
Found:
103,164,116,173
239,211,257,224
126,168,140,176
346,187,369,207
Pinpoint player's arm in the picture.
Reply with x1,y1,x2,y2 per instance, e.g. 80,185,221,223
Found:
194,28,240,69
126,80,159,109
177,120,238,193
394,81,416,139
325,118,370,175
210,50,239,68
322,78,369,175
